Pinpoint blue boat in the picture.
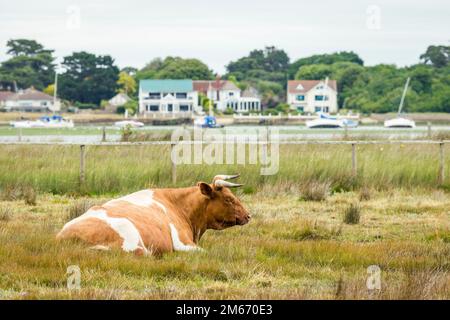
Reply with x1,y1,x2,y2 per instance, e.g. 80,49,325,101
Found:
194,116,224,128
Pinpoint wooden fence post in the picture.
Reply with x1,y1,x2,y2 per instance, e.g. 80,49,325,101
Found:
427,122,432,139
171,143,177,185
351,143,357,177
438,142,445,185
18,128,22,142
102,126,106,142
79,145,86,187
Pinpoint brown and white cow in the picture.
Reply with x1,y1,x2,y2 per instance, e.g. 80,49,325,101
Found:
56,175,250,255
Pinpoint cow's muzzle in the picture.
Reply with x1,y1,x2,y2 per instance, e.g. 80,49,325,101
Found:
237,214,251,225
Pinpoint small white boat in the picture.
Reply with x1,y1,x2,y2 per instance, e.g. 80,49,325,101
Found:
10,115,74,128
384,117,415,128
114,120,145,128
306,113,358,129
384,77,415,129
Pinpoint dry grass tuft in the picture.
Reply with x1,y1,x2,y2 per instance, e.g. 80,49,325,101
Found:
0,184,22,201
276,220,341,241
0,206,13,221
66,199,96,222
23,186,37,206
359,186,372,201
1,184,37,205
343,203,361,225
300,181,331,201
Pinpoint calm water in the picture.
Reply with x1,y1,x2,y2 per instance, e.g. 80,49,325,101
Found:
0,125,449,143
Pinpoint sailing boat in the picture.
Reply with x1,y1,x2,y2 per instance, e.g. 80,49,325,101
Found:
384,77,415,128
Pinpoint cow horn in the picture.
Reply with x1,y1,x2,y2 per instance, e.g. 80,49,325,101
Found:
213,174,240,182
214,180,243,188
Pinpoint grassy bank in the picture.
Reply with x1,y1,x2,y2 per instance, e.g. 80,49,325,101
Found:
0,189,448,299
0,143,449,196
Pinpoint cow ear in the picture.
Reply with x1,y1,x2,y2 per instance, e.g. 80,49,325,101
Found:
198,182,214,198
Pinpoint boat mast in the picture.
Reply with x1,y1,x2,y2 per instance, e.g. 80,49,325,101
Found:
398,77,410,115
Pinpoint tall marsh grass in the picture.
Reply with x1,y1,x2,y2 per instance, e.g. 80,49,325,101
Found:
0,143,448,196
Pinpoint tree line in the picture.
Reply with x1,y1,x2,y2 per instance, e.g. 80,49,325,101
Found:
0,39,448,113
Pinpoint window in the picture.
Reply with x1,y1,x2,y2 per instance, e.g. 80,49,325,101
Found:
323,106,329,113
180,105,189,111
315,106,322,112
316,85,323,90
229,92,234,96
148,105,159,111
167,104,173,112
315,95,329,101
296,95,305,101
176,93,187,99
149,93,160,99
297,106,304,112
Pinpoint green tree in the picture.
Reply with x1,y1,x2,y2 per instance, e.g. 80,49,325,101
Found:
117,71,137,95
226,46,290,82
136,57,214,81
288,51,363,79
225,46,290,108
420,45,449,68
59,51,119,105
0,39,55,90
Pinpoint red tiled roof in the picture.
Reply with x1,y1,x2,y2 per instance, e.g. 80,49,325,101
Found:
193,80,239,93
8,88,54,101
288,80,337,93
0,91,14,101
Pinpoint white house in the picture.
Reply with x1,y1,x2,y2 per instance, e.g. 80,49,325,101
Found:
105,92,131,113
3,87,60,112
138,79,199,114
193,80,261,113
0,91,14,108
287,80,338,114
109,93,131,107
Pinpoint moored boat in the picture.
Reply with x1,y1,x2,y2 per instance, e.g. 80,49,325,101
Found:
114,120,145,128
306,113,358,129
10,115,74,128
384,77,416,129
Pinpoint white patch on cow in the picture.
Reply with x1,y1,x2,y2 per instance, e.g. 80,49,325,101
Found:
105,189,167,215
62,209,147,254
169,223,202,252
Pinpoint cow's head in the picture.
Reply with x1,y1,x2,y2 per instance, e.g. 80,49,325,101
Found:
198,174,251,230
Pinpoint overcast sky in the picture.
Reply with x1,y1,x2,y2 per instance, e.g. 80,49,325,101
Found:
0,0,449,74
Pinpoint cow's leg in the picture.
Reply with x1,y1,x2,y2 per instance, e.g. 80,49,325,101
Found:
169,223,204,252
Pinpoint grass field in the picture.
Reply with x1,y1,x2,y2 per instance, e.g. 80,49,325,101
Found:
0,143,448,196
0,143,449,299
0,189,448,299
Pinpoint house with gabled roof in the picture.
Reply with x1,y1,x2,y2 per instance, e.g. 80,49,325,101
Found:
2,87,60,112
0,91,14,108
139,78,262,115
193,80,261,113
287,79,338,114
